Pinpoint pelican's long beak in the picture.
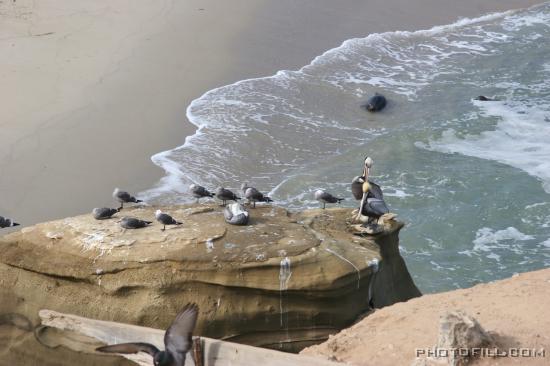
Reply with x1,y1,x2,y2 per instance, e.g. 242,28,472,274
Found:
356,192,367,221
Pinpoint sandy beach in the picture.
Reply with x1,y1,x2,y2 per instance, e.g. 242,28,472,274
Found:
0,0,544,226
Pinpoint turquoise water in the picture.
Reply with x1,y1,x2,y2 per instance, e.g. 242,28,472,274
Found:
144,3,550,293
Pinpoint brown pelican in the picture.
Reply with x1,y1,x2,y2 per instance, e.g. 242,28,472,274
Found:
189,184,214,203
97,303,198,366
113,188,143,210
155,210,183,231
314,189,344,209
241,183,273,208
351,156,388,222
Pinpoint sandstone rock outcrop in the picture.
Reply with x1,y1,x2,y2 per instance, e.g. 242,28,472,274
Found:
0,204,419,363
412,311,495,366
302,269,550,366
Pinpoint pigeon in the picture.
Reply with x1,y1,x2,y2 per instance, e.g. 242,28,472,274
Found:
119,217,152,229
155,210,183,231
189,184,214,203
97,303,199,366
92,208,118,220
215,187,240,206
113,188,143,210
314,190,344,209
0,216,19,228
240,183,273,208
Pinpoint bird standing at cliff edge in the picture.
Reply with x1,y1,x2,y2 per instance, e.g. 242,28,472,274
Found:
351,156,389,223
113,188,143,210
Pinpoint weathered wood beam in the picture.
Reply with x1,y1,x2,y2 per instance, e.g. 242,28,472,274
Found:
39,309,342,366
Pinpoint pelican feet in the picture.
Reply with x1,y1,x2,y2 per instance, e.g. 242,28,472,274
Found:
350,223,384,235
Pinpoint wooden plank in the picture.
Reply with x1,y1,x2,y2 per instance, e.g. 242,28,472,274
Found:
39,309,342,366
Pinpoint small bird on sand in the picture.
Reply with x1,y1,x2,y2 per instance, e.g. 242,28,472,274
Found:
241,183,273,208
314,190,344,209
119,217,152,229
0,216,19,228
155,210,183,231
113,188,143,210
97,303,199,366
215,187,240,206
189,184,214,203
92,208,118,220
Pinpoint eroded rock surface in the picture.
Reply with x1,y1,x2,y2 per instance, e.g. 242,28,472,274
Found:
0,204,419,358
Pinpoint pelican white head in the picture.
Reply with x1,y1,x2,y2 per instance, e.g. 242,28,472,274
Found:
365,156,373,168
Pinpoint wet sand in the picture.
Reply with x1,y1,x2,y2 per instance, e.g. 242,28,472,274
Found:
0,0,543,226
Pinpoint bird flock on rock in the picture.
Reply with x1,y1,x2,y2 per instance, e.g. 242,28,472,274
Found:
1,156,390,231
1,156,390,365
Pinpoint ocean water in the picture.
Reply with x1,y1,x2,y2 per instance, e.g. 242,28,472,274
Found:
142,3,550,293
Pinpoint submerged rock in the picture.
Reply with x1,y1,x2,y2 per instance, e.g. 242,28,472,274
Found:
0,204,420,360
364,93,387,112
474,95,495,101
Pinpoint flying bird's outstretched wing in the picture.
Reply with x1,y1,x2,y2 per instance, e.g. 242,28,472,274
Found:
96,342,160,356
165,303,199,360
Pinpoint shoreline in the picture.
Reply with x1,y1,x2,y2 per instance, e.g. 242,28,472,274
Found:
0,0,544,226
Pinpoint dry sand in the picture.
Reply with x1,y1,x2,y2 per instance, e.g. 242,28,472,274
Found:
0,0,544,226
303,268,550,366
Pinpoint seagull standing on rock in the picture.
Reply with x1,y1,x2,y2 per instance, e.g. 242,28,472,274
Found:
97,303,199,366
0,216,19,228
189,184,214,203
215,187,240,206
119,217,152,229
314,190,344,209
113,188,143,210
155,210,183,231
92,208,118,220
241,183,273,208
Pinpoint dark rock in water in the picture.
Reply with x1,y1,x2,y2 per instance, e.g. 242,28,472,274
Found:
364,93,387,112
474,95,494,101
224,203,250,225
